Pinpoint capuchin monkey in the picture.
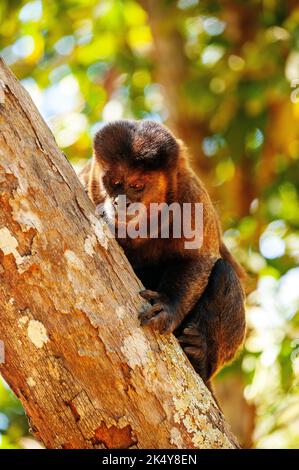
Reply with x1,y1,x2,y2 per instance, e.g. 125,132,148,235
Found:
79,120,246,385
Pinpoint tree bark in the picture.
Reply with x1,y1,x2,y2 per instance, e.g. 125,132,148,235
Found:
0,58,238,449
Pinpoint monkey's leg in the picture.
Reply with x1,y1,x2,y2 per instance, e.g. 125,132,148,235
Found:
177,259,246,382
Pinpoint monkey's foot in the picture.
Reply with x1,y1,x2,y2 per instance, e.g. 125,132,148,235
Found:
138,290,177,334
177,325,210,381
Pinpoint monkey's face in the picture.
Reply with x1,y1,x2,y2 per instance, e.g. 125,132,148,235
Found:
93,120,180,231
100,164,169,227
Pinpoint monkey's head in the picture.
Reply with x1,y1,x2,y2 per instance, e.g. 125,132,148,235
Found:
93,120,181,226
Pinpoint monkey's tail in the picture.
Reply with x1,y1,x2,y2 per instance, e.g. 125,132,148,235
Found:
220,242,247,286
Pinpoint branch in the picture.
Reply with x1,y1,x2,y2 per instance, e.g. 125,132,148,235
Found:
0,59,238,449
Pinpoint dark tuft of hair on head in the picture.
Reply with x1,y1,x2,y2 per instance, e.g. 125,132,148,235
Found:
93,120,179,170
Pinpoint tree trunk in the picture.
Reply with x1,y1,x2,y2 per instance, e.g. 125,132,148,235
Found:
0,58,238,449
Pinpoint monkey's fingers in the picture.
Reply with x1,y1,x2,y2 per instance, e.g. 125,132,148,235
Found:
139,303,164,325
178,334,202,347
183,346,205,360
179,328,208,362
139,290,160,303
160,322,175,335
139,305,176,334
182,325,200,336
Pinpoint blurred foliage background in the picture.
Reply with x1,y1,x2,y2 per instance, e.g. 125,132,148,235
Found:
0,0,299,449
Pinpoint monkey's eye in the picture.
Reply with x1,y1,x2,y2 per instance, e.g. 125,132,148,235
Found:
129,182,145,192
111,179,122,187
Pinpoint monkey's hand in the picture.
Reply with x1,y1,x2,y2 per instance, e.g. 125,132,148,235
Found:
177,325,210,382
138,290,179,334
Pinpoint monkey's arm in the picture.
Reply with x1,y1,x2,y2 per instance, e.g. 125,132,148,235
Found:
139,254,218,334
139,183,221,335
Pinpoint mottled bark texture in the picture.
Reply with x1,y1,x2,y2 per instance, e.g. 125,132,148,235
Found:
0,59,238,449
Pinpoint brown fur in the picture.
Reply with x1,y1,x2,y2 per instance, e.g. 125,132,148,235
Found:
79,120,246,383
